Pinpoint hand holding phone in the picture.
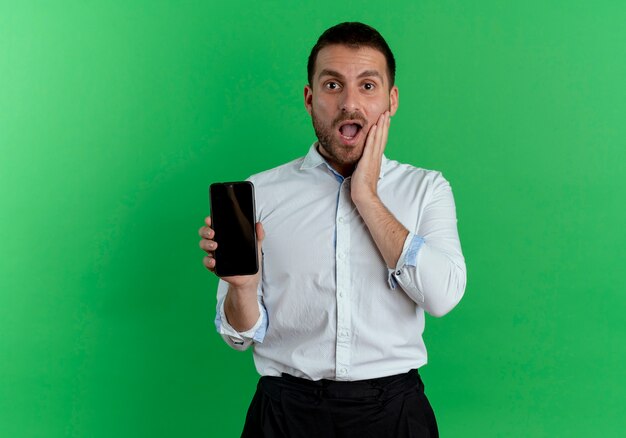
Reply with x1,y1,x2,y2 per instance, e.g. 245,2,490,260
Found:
208,181,259,277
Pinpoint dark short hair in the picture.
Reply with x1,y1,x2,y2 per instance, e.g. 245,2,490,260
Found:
307,22,396,89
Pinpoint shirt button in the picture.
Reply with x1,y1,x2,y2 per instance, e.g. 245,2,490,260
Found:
396,270,402,276
339,292,344,298
338,217,344,223
338,253,345,260
340,368,347,375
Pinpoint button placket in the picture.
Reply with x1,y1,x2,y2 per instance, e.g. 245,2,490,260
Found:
335,180,352,380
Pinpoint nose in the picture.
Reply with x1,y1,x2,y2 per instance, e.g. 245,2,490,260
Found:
339,86,359,113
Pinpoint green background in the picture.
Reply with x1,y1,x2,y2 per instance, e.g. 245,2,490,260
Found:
1,1,625,436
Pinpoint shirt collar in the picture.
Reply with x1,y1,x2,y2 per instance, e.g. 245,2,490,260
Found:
300,142,389,179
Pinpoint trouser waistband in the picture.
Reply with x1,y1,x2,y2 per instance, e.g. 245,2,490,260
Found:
260,369,422,400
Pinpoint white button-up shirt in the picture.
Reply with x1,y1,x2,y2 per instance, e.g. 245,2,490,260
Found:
215,144,466,381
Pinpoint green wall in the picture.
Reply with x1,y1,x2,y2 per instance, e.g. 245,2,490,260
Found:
1,1,624,436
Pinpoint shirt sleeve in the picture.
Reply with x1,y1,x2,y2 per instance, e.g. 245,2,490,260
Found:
387,173,467,317
214,279,268,351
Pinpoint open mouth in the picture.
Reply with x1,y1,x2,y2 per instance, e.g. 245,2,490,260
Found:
338,121,364,141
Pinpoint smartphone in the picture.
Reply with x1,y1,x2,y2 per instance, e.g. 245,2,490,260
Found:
209,181,258,277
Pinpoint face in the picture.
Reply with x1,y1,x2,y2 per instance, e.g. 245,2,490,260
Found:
304,44,399,175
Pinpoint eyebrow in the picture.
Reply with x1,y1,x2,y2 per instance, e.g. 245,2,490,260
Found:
318,69,384,82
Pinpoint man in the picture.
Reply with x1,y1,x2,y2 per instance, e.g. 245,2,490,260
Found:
199,22,466,437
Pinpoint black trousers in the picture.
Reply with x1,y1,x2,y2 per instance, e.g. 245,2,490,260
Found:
241,369,438,438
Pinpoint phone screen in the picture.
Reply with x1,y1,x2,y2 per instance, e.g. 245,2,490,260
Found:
209,181,258,277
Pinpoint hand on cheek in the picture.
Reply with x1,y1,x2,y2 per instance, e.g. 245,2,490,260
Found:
351,111,391,203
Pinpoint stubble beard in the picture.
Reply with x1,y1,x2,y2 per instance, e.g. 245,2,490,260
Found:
311,109,367,168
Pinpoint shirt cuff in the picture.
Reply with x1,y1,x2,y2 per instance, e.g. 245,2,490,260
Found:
215,299,267,345
387,233,426,290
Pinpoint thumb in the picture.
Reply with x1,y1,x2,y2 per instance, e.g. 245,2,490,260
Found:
255,222,264,271
256,222,265,245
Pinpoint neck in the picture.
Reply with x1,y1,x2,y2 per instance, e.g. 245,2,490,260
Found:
316,144,356,178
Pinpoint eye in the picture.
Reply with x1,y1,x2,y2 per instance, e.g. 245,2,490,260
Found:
363,82,375,91
324,81,341,90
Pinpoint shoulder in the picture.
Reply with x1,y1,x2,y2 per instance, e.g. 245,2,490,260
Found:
246,156,309,216
247,156,305,187
382,157,449,188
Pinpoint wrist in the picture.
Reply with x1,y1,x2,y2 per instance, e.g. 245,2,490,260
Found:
225,285,261,332
228,283,258,298
352,191,381,211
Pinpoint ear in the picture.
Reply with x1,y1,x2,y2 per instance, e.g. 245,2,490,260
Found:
389,85,399,116
304,85,313,115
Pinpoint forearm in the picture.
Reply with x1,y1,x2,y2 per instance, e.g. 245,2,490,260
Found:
388,173,466,317
223,284,261,332
419,243,465,316
354,195,409,268
392,238,466,317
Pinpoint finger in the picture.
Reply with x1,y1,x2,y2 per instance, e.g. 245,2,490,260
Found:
205,216,212,227
367,112,384,158
198,226,214,239
255,222,265,269
203,258,216,272
376,112,386,145
375,111,388,151
199,238,217,253
203,255,216,271
366,112,386,154
363,124,377,161
256,222,265,243
379,111,390,153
